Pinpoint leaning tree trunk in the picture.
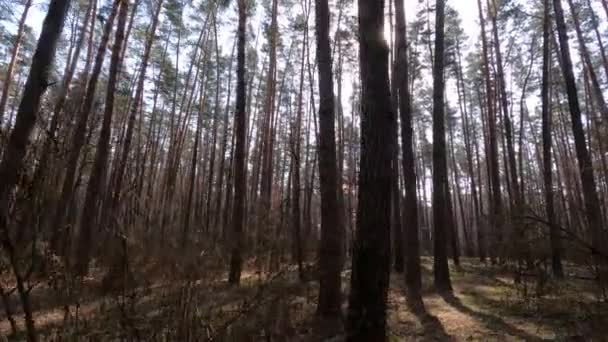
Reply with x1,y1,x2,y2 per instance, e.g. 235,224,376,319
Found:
0,0,72,340
553,0,606,276
50,0,120,251
74,0,129,276
106,0,163,224
347,0,393,339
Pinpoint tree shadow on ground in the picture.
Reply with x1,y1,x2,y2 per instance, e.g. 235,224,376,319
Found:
407,298,454,341
439,292,550,341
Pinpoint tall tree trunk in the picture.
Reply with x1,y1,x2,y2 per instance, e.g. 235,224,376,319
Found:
214,42,236,233
206,11,221,235
347,0,392,339
228,0,247,285
567,0,608,121
51,0,120,250
542,0,563,278
258,0,279,244
431,0,452,293
74,0,129,276
314,0,343,330
553,0,606,276
0,0,72,338
488,0,520,210
182,75,206,247
291,7,308,281
33,0,94,186
107,0,163,223
394,0,422,301
477,0,503,263
0,0,33,126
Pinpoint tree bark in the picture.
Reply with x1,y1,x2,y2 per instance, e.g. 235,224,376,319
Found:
553,0,606,275
51,0,120,250
74,0,129,276
542,0,564,278
431,0,452,293
0,0,72,339
314,0,343,329
228,0,247,285
477,0,503,263
394,0,422,301
347,0,392,339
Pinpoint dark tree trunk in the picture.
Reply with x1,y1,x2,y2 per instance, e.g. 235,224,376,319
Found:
228,0,247,285
347,0,392,339
74,0,129,276
553,0,606,273
51,0,120,251
0,0,72,339
477,0,503,263
542,0,564,278
314,0,343,329
394,0,422,301
107,0,163,222
33,0,94,187
431,0,452,293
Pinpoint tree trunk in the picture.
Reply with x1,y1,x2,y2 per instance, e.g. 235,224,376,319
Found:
431,0,452,293
74,0,129,276
107,0,163,224
394,0,422,301
477,0,503,263
347,0,392,339
553,0,606,275
314,0,343,331
228,0,247,285
0,0,72,338
51,0,120,251
542,0,564,278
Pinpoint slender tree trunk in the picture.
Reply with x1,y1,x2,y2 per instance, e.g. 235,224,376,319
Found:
75,0,129,276
553,0,606,275
51,0,120,250
291,9,308,281
108,0,163,222
567,0,608,121
431,0,452,293
394,0,422,301
542,0,563,277
477,0,503,263
228,0,247,285
0,0,33,126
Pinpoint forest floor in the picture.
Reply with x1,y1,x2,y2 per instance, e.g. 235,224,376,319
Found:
2,257,608,341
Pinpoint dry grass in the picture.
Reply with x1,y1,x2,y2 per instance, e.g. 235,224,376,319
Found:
2,257,607,341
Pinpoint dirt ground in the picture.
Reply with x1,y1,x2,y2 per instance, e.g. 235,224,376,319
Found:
2,257,607,341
